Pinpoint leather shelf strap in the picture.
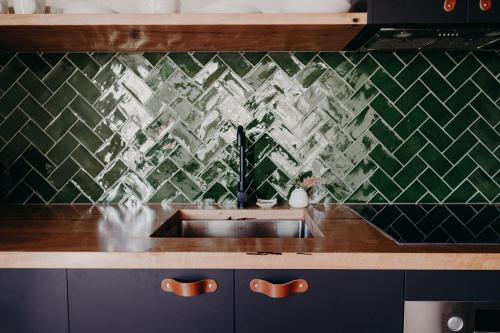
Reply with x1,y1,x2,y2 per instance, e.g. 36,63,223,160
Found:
480,0,492,11
250,279,309,299
161,279,218,297
444,0,457,12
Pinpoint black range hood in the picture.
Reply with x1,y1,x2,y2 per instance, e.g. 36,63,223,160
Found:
348,0,500,51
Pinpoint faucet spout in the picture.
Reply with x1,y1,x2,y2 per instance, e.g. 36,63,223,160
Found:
237,126,248,209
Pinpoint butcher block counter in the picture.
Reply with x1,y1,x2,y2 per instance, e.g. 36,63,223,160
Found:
0,204,499,270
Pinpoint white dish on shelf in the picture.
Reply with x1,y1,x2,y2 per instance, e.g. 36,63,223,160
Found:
198,2,262,14
62,2,118,14
282,0,351,13
256,198,278,209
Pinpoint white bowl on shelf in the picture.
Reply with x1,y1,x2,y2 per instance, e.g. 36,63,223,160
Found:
198,2,262,14
62,2,118,14
282,0,351,13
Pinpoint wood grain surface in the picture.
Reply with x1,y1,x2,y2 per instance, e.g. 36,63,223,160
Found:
0,204,499,270
0,13,366,52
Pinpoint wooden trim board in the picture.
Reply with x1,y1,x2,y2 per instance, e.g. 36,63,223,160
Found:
0,13,367,51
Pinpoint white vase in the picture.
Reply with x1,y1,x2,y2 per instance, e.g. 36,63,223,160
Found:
289,188,309,208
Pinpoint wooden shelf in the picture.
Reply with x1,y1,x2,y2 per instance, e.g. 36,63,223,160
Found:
0,13,367,52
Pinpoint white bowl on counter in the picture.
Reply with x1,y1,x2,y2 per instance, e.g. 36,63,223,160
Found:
198,2,262,14
256,198,278,209
62,2,118,14
282,0,351,13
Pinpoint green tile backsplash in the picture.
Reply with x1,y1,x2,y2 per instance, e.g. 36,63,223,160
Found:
0,51,498,205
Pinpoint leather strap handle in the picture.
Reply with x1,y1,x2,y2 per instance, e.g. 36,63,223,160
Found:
250,279,308,299
480,0,492,11
161,279,218,297
444,0,457,12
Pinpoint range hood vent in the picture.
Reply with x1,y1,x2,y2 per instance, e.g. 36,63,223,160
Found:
359,27,500,51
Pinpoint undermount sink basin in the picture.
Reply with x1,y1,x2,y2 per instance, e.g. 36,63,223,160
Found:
162,219,312,238
151,209,321,239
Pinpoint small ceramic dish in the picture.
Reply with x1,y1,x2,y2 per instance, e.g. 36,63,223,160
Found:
256,198,278,209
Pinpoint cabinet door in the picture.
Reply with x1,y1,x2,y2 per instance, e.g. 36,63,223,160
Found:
468,0,500,23
235,270,404,333
0,269,68,333
372,0,468,24
68,269,233,333
406,271,500,301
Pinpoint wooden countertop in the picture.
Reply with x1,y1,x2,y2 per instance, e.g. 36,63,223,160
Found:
0,204,499,270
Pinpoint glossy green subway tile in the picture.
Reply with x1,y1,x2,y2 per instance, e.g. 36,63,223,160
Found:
20,96,52,128
19,70,52,104
394,156,427,188
0,51,498,205
0,108,27,140
420,94,453,126
395,55,429,88
47,133,79,165
471,94,499,126
17,54,52,78
421,68,454,100
471,118,500,151
43,58,76,92
443,156,477,188
446,54,481,88
0,58,26,92
0,84,26,117
419,119,452,151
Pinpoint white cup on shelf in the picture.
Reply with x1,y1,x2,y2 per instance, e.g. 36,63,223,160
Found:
139,0,181,13
13,0,46,13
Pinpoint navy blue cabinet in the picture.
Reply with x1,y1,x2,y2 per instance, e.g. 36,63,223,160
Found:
406,271,500,301
371,0,468,24
371,0,500,24
235,270,404,333
0,269,68,333
468,0,500,23
67,269,234,333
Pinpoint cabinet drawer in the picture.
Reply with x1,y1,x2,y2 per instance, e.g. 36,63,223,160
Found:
372,0,468,24
235,270,404,333
0,269,68,333
68,269,233,333
406,271,500,301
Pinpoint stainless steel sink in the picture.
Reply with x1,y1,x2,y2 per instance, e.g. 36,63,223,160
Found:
159,219,313,239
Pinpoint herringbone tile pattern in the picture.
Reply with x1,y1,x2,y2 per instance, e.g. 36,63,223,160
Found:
351,204,500,243
0,51,498,205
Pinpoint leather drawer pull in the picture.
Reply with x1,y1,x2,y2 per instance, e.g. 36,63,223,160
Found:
444,0,457,12
250,279,308,299
161,279,217,297
480,0,492,11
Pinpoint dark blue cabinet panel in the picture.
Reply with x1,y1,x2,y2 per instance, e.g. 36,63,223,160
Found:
235,270,404,333
468,0,500,23
68,269,234,333
0,269,68,333
372,0,468,24
406,271,500,301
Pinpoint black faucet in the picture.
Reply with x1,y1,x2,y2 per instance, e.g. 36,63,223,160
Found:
237,126,249,209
